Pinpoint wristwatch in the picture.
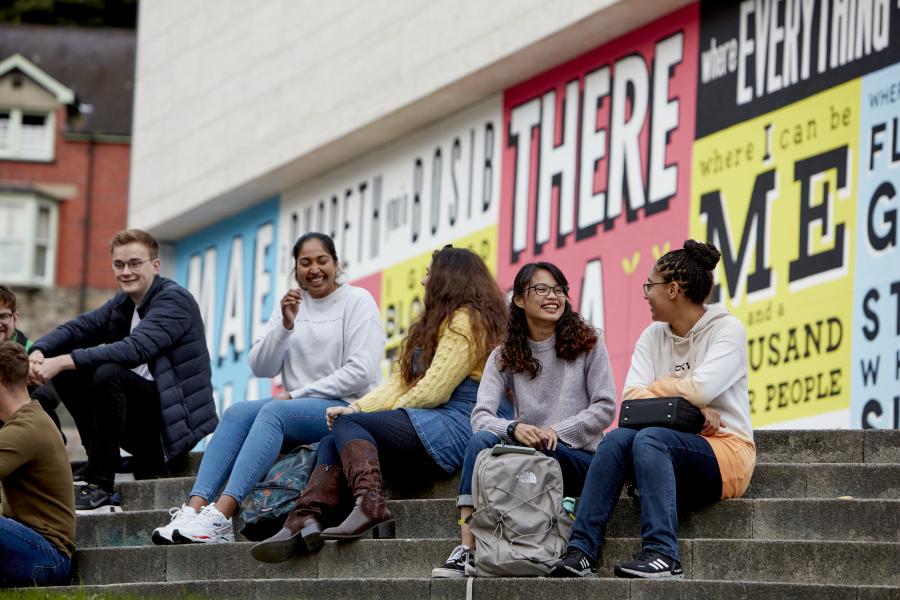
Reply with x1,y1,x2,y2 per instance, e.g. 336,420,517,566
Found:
506,421,520,441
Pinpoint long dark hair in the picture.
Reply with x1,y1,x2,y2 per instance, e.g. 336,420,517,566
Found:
498,262,597,378
397,247,507,388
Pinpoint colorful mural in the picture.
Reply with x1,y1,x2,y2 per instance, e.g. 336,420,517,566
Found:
173,1,900,430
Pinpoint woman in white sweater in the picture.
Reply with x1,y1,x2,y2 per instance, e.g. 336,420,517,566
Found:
551,240,755,579
151,233,384,545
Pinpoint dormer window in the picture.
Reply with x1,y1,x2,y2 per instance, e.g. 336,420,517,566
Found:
0,108,55,161
0,53,75,163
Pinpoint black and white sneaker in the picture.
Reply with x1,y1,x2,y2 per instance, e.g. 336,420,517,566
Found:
550,547,596,577
71,462,88,486
613,549,684,579
75,484,122,514
431,544,474,578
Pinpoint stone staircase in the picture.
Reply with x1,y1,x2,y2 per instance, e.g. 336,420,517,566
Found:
46,430,900,598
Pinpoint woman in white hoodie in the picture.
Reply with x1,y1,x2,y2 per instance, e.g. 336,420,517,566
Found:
550,240,755,579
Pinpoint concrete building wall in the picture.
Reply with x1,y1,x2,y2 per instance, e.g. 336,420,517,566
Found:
130,0,688,239
135,1,900,431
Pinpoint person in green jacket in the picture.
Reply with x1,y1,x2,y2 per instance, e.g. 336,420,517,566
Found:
0,286,64,438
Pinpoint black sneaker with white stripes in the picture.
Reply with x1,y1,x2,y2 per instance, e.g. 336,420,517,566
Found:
613,549,684,579
549,547,596,577
431,544,474,578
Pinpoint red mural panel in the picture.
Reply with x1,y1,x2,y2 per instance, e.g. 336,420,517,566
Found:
498,4,700,397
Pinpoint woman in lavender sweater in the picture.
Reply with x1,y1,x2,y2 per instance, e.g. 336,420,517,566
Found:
432,261,617,578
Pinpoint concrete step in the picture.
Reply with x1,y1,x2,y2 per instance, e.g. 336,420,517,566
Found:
70,538,900,587
166,428,900,476
166,430,900,480
116,472,461,510
50,578,900,600
116,462,900,511
75,497,900,549
744,462,900,499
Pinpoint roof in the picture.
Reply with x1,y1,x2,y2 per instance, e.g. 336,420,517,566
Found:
0,24,135,135
0,53,75,104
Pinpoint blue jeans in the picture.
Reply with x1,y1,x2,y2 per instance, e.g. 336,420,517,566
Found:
567,427,721,562
456,430,594,507
190,396,348,503
0,516,71,587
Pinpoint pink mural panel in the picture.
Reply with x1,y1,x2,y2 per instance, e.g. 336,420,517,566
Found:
498,4,700,398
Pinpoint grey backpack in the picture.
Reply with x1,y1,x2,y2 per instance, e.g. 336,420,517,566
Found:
465,444,573,577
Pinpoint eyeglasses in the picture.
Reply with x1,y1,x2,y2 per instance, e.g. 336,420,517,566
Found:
526,284,568,297
112,258,153,272
642,281,665,296
0,312,13,323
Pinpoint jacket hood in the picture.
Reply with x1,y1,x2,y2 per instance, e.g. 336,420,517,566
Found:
663,304,730,341
661,305,732,375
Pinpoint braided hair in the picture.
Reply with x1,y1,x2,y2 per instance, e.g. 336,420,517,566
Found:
654,240,722,304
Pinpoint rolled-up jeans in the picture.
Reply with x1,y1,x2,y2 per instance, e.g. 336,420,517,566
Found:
0,516,71,587
190,396,348,504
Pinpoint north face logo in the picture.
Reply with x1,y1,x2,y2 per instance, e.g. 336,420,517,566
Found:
515,470,537,484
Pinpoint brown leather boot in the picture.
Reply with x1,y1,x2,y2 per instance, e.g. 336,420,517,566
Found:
250,463,344,563
320,440,395,540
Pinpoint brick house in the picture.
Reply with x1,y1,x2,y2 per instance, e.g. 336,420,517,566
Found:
0,26,135,337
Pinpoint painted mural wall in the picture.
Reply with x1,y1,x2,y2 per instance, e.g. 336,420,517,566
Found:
173,0,900,430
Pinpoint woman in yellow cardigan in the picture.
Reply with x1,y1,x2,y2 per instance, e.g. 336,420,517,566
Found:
251,246,509,563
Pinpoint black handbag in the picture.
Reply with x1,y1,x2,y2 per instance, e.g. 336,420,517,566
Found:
617,396,704,434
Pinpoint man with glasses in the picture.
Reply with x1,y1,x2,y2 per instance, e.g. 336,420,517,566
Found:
0,286,33,351
0,286,65,438
27,230,218,513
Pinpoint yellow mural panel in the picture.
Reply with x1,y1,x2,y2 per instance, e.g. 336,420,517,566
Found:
691,81,859,427
379,226,498,374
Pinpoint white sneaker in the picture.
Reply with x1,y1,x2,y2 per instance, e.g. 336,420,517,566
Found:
152,504,199,545
172,504,235,544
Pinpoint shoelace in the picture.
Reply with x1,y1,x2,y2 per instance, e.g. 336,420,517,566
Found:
195,504,225,525
168,506,192,523
78,485,100,498
446,544,470,564
632,549,667,565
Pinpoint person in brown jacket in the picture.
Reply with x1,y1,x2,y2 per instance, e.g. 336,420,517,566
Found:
0,341,75,587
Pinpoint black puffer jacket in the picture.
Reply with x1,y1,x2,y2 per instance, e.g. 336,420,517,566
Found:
33,276,218,460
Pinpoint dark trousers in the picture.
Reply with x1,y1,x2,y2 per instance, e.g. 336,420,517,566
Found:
26,382,65,443
567,427,722,562
457,430,594,507
45,363,165,491
317,410,444,479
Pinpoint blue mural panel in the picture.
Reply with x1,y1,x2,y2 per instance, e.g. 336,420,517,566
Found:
852,63,900,429
174,197,281,417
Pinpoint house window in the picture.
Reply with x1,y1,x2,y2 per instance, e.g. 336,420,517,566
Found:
0,108,55,161
0,192,58,286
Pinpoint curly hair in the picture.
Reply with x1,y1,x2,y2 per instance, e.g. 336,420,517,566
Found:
498,262,597,378
655,239,722,304
397,247,508,388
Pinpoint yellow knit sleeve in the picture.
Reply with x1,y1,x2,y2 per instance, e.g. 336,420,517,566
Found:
389,309,479,410
352,372,405,413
